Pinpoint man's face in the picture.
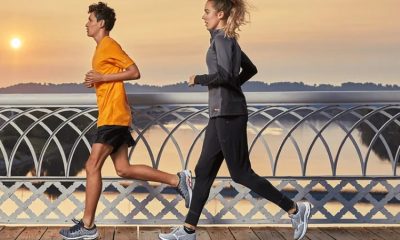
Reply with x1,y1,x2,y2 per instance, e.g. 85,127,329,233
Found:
85,12,103,37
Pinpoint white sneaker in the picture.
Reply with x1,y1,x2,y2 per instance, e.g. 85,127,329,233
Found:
176,170,193,208
290,202,311,240
159,226,196,240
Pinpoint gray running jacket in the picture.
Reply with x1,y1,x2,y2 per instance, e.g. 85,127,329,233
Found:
194,29,258,118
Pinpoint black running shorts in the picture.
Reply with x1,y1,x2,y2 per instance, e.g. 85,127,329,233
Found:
93,125,136,154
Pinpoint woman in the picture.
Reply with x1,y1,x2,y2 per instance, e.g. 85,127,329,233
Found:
159,1,311,240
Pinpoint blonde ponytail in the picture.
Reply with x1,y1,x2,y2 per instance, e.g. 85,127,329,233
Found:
211,0,250,38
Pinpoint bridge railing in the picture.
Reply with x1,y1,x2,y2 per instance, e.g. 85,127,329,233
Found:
0,92,399,225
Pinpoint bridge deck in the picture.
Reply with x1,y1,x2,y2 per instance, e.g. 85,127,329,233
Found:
0,226,398,240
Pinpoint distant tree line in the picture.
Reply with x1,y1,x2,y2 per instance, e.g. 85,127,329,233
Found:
0,81,399,93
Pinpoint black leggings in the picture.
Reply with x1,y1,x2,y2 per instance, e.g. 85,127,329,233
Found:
185,115,294,226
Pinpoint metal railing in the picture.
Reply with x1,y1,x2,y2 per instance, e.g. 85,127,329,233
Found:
0,92,399,225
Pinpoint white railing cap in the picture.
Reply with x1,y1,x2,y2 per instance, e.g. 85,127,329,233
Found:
0,91,399,106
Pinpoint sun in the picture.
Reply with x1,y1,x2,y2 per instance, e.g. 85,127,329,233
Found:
10,37,22,49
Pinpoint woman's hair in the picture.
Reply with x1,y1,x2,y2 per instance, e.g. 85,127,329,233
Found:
210,0,250,38
88,2,116,31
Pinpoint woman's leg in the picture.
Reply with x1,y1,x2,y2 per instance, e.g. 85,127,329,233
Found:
185,118,224,227
216,115,295,212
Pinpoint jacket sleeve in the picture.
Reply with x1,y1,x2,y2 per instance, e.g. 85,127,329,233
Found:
194,35,234,87
239,51,258,86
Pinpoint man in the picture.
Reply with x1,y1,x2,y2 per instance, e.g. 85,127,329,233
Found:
60,2,192,239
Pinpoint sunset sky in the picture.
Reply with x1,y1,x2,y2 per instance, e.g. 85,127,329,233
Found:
1,0,399,89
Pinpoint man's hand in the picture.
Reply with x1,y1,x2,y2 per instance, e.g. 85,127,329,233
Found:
188,75,196,87
84,70,104,88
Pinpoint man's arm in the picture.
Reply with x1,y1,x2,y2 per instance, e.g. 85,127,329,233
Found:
84,64,140,87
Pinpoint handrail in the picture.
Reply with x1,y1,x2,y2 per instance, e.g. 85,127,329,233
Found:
1,91,400,105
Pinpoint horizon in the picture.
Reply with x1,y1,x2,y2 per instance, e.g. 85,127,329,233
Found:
3,80,400,88
1,80,399,94
1,0,399,89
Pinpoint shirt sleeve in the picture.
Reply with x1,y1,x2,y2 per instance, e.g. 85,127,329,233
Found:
106,41,135,69
194,35,234,87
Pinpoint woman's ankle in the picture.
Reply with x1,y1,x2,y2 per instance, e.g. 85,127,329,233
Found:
184,223,196,231
287,202,298,215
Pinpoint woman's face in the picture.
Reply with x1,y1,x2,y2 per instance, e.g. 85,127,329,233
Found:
202,1,224,31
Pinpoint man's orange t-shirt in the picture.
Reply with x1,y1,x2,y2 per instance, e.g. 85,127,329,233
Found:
92,36,134,127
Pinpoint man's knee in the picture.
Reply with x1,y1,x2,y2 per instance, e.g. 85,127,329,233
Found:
85,156,102,174
115,165,129,178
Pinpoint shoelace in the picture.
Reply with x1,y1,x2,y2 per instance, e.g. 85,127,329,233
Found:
72,218,80,224
168,226,180,234
188,178,192,189
69,218,84,233
184,173,193,189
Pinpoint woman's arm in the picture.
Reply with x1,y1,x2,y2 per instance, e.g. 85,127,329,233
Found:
239,51,257,85
194,36,234,87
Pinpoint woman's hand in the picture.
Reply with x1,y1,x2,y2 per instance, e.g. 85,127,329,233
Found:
188,75,196,87
84,70,104,88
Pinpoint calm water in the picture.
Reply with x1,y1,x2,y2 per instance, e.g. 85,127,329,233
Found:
87,121,399,178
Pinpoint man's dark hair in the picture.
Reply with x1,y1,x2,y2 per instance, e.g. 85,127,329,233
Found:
88,2,116,31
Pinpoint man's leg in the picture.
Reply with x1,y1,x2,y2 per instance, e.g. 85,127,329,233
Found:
59,143,112,240
111,144,178,186
82,143,113,228
111,144,193,207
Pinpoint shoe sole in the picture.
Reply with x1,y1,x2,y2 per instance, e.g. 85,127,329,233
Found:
61,233,99,240
184,170,193,208
298,202,311,240
159,233,195,240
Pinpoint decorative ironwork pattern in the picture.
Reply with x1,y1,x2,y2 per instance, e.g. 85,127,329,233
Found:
0,92,399,224
0,178,399,224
